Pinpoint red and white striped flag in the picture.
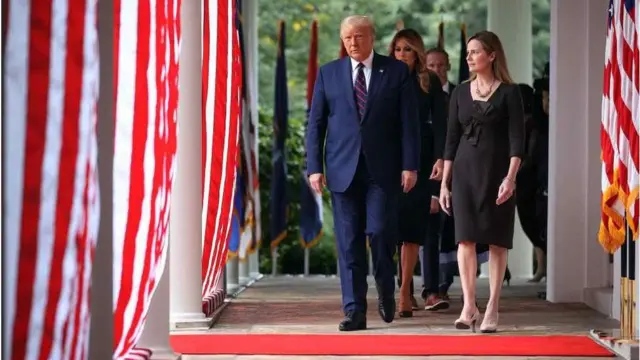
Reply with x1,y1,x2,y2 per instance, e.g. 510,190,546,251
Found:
600,0,640,252
201,0,243,316
111,0,182,359
3,1,100,359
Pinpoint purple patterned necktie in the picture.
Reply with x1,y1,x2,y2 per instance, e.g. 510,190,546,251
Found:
354,63,368,119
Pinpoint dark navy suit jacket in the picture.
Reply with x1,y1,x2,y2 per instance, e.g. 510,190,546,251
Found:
305,53,420,193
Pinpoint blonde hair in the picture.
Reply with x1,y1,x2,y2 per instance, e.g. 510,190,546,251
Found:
388,29,430,93
467,30,514,84
340,15,376,38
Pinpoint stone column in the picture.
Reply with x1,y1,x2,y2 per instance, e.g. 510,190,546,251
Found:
239,258,250,285
486,0,533,279
169,0,207,328
89,0,114,357
547,0,609,303
244,0,261,278
226,258,240,291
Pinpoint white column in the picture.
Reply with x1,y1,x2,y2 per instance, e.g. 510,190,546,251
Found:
582,0,610,292
89,0,114,358
487,0,533,85
249,251,260,276
239,258,250,284
226,258,240,291
170,0,206,328
486,0,533,279
245,0,261,278
137,257,178,360
548,0,609,303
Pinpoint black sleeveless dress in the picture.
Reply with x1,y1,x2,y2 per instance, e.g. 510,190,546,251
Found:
443,82,525,249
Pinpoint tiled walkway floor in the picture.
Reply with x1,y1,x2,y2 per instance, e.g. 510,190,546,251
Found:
180,275,621,360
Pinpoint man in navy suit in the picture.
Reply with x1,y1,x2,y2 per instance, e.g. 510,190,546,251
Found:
305,15,420,331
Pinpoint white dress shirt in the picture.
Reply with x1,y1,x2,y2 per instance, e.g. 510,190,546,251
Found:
350,51,374,90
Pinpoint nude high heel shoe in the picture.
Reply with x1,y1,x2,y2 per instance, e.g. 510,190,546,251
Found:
480,312,499,333
454,308,480,333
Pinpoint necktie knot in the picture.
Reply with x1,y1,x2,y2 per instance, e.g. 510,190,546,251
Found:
356,62,364,70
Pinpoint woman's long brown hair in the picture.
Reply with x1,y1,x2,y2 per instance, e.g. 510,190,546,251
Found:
388,28,430,93
467,30,514,84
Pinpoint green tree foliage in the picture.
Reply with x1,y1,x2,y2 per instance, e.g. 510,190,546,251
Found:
257,111,338,274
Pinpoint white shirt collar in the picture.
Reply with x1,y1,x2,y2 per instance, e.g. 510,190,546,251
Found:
350,51,374,71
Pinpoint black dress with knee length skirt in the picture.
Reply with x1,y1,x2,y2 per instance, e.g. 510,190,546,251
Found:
442,82,525,249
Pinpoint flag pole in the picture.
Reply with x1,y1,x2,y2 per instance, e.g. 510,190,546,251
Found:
302,15,321,277
304,248,310,276
271,248,278,276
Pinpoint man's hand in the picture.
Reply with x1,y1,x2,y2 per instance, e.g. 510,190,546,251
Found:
308,173,326,195
401,170,417,193
429,159,444,180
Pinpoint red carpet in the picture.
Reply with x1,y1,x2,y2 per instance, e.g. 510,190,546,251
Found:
169,334,614,356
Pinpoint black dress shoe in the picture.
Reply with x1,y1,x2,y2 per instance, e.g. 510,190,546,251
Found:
378,297,395,323
375,285,395,323
339,311,367,331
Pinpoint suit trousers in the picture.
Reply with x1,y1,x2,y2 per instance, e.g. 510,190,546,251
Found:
420,212,442,297
331,155,398,314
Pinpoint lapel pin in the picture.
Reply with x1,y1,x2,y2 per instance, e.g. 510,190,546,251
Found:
379,69,384,73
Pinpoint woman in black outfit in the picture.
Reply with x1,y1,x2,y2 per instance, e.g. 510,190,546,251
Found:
531,75,550,282
389,28,448,317
516,83,547,282
440,31,525,333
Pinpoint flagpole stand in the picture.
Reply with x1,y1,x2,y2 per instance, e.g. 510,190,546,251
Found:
591,221,639,360
304,248,310,276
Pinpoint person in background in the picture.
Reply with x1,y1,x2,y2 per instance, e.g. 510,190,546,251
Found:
515,83,546,282
531,69,550,282
389,29,448,317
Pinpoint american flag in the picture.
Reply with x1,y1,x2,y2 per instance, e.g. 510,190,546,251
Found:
4,1,100,359
111,0,181,359
600,0,640,252
201,0,243,316
235,0,261,259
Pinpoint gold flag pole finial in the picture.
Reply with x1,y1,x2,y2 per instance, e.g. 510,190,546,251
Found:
395,19,404,31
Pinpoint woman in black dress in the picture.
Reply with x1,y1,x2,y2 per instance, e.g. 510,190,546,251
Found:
440,31,525,333
516,83,548,283
389,29,448,317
